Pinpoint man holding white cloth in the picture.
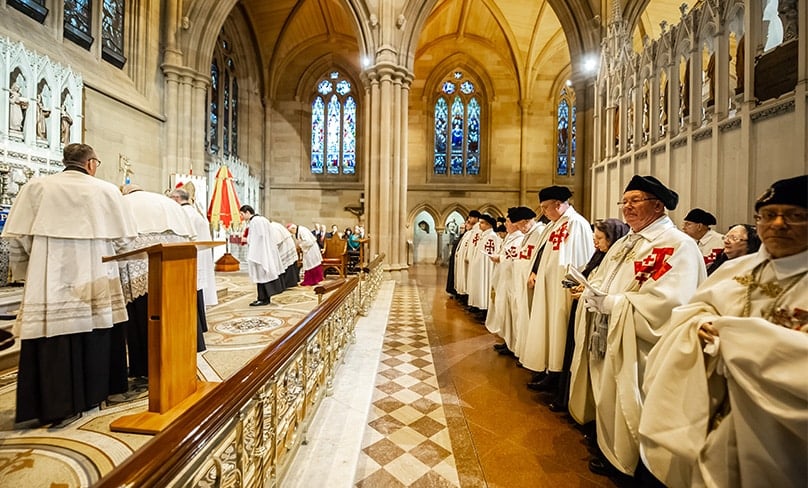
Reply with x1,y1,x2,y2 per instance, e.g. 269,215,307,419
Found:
640,174,808,488
579,175,705,478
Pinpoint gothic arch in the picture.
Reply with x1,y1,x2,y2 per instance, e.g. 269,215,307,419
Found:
408,202,441,228
295,56,364,105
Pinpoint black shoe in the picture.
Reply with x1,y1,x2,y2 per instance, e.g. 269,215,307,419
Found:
527,375,559,392
49,412,82,429
529,371,547,383
588,456,615,476
548,401,567,413
498,347,514,356
493,343,507,350
249,300,270,306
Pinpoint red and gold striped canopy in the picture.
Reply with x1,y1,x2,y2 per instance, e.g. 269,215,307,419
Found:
207,166,242,230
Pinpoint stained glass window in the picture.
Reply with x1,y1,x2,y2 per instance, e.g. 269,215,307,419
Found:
311,98,325,174
101,0,126,68
556,86,577,176
223,71,230,155
8,0,48,23
310,71,357,175
209,60,219,153
232,79,239,157
64,0,93,49
433,71,482,176
207,32,240,157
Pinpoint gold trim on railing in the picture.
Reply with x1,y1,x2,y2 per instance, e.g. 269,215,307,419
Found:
94,255,385,488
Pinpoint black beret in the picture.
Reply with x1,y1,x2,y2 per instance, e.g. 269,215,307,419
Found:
496,216,506,223
755,175,808,211
684,208,717,226
624,175,679,210
538,185,573,202
469,210,482,218
495,224,507,233
508,206,537,222
480,213,497,227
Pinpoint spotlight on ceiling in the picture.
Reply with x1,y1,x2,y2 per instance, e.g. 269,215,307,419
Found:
582,55,599,74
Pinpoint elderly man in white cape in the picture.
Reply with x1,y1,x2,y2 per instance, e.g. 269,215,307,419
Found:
268,218,300,289
640,174,808,488
287,223,324,286
239,205,285,306
119,185,195,396
682,207,724,267
3,143,137,428
521,186,593,392
578,175,705,479
487,208,528,345
467,214,501,316
504,208,545,360
170,187,219,346
452,210,482,303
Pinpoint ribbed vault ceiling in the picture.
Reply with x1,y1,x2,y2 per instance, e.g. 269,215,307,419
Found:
239,0,698,94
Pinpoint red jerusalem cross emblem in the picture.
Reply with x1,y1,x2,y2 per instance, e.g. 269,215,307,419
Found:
704,248,723,266
634,247,674,286
549,222,570,250
484,239,496,254
472,234,481,245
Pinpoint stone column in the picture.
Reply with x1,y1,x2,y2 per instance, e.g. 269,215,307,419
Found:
162,64,208,182
518,99,531,205
362,57,412,278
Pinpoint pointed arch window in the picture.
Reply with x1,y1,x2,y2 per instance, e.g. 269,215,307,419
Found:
101,0,126,68
556,86,577,176
310,71,357,175
64,0,93,49
8,0,48,23
206,32,239,157
433,71,481,176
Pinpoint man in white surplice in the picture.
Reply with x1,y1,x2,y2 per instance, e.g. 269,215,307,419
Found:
268,219,300,289
4,143,137,428
239,205,284,306
640,174,808,488
521,186,593,391
287,223,324,286
467,214,501,312
579,175,705,478
121,185,195,385
172,187,219,350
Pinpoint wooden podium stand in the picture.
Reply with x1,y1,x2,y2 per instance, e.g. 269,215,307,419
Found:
103,241,224,434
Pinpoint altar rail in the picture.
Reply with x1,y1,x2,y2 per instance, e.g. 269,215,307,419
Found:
94,254,386,487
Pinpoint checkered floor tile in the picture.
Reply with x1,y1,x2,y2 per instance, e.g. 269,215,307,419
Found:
354,283,460,487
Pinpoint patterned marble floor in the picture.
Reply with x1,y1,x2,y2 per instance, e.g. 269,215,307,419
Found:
354,282,462,487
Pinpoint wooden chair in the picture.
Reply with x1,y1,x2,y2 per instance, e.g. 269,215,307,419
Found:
321,234,348,277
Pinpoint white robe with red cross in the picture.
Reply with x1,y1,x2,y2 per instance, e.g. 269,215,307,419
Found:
519,207,593,372
583,215,705,475
467,227,501,310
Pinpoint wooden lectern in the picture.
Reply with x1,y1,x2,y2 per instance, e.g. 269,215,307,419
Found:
103,241,224,434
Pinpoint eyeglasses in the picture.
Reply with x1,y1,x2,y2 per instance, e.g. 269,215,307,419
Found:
617,197,658,207
88,157,101,167
754,210,808,224
723,235,747,243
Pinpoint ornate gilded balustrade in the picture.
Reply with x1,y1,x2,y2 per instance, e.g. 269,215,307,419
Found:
94,254,385,487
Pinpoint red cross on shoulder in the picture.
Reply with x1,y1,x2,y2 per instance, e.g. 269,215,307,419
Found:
549,222,570,251
633,247,674,286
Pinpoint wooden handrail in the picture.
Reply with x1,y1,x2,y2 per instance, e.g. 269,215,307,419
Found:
94,277,360,487
361,253,384,274
314,279,346,303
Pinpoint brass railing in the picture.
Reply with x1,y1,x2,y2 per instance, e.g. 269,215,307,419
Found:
94,254,385,487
